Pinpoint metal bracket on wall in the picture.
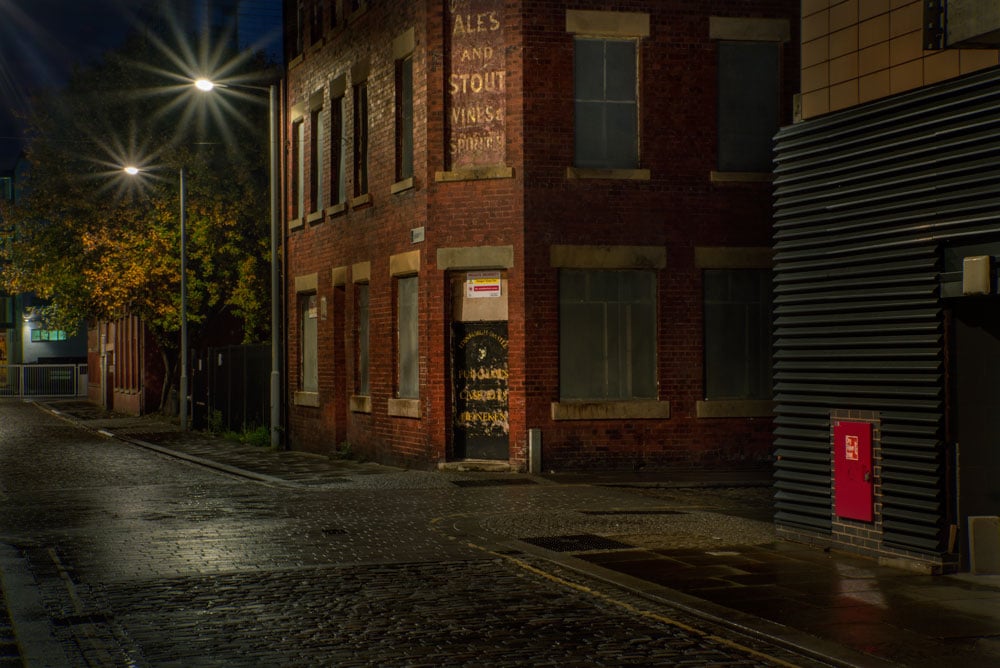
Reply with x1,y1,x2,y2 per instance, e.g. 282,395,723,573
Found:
924,0,945,50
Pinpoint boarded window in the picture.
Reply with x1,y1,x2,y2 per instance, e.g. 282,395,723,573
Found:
396,55,414,182
397,276,419,399
559,270,656,399
717,41,780,172
574,38,638,169
300,293,319,392
703,269,771,399
353,81,369,196
292,120,305,218
331,96,346,205
310,109,323,212
356,284,369,395
310,0,322,44
295,0,305,55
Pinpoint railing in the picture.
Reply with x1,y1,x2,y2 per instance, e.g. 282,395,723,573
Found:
0,364,88,398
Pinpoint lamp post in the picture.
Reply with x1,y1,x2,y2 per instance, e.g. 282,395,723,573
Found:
178,166,189,431
267,84,281,450
195,78,282,449
123,165,189,430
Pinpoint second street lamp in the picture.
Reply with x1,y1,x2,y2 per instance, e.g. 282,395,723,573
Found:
123,164,190,430
195,76,282,449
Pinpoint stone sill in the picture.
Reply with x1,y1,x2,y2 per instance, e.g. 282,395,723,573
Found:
293,391,320,407
551,400,670,421
566,167,650,181
349,395,371,413
435,166,513,182
391,177,415,194
350,193,372,209
326,202,347,217
388,398,420,418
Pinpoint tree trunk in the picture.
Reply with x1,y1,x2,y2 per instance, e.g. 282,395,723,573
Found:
159,348,173,413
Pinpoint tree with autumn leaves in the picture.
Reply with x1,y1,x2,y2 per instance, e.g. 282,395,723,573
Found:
0,24,273,410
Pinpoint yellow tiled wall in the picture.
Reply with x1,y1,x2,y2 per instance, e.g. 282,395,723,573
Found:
801,0,1000,119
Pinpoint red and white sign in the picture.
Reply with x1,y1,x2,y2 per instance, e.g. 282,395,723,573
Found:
466,271,502,299
845,434,859,461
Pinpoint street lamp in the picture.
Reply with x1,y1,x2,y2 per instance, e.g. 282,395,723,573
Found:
195,77,282,449
122,164,190,430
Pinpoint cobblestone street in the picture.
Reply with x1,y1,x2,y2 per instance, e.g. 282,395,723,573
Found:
0,401,834,667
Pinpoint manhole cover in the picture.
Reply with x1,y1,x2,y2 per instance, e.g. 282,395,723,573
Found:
579,510,686,516
521,534,633,552
451,479,537,487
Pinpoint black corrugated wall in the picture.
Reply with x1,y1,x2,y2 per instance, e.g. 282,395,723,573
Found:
772,66,1000,555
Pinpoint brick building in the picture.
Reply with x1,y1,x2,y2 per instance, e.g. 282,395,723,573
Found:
773,0,1000,572
87,317,165,415
281,0,800,471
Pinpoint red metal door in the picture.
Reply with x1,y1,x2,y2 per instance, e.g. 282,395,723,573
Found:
834,420,874,522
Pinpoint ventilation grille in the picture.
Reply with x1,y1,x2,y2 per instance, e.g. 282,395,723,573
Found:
770,68,1000,552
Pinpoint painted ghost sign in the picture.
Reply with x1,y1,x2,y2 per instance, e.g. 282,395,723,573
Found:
447,0,506,169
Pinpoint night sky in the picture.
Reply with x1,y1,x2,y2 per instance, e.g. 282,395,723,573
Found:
0,0,282,169
0,0,134,167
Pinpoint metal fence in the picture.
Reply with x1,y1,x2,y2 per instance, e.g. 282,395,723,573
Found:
0,364,88,398
192,344,269,432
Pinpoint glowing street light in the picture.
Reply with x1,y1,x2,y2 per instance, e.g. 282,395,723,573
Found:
123,164,190,430
194,76,282,449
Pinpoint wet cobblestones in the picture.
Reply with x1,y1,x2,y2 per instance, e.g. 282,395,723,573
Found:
37,557,809,667
0,400,846,666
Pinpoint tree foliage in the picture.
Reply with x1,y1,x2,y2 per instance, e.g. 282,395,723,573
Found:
0,23,273,383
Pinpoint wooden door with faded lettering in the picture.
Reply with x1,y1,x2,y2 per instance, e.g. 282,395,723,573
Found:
452,321,509,460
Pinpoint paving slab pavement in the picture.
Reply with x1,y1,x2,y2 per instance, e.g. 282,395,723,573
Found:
28,399,1000,667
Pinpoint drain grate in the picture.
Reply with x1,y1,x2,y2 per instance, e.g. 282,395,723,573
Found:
579,510,686,516
521,534,633,552
321,527,348,536
451,479,537,488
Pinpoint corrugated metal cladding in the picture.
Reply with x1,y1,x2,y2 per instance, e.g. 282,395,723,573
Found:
772,66,1000,555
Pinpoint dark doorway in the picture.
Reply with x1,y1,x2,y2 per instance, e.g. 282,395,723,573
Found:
953,301,1000,570
452,321,509,460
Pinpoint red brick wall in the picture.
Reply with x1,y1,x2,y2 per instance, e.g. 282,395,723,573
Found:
285,0,436,462
282,0,799,470
520,1,799,471
87,317,165,415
